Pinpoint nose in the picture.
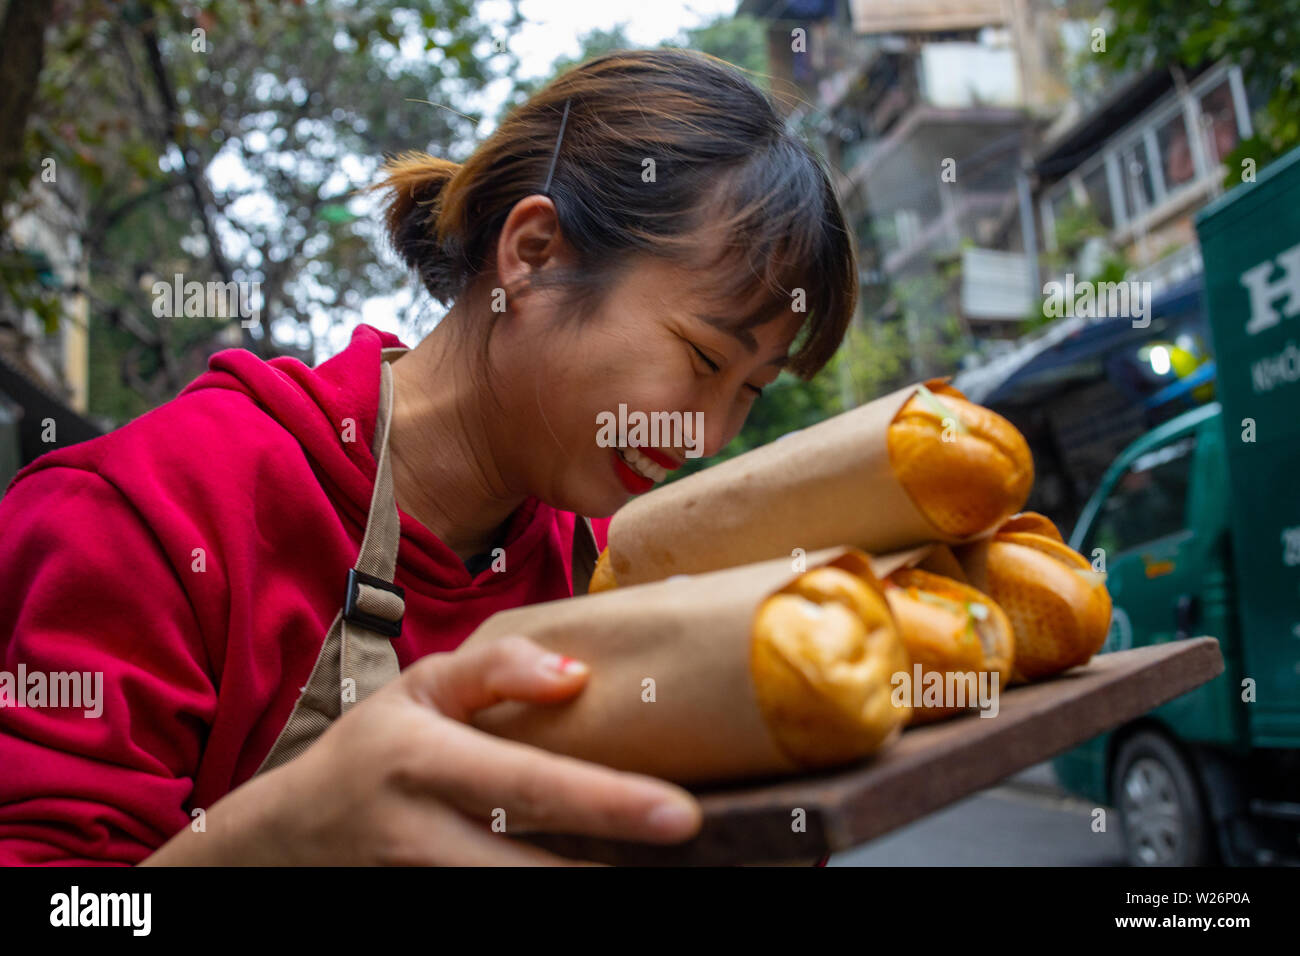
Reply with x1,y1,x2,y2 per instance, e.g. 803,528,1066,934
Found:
683,397,744,461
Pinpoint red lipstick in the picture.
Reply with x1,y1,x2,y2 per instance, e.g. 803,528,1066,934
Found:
611,449,656,495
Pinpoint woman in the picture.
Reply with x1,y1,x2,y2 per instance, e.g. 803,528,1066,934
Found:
0,48,856,865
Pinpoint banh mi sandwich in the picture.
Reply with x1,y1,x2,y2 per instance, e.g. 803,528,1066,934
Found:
995,510,1065,541
590,381,1032,591
464,548,912,783
956,514,1111,683
588,546,617,594
881,567,1015,724
751,561,913,765
885,383,1034,539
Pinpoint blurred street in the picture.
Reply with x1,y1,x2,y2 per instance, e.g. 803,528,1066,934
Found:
832,763,1127,866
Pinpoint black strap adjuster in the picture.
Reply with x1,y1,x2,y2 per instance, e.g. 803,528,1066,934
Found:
343,568,405,638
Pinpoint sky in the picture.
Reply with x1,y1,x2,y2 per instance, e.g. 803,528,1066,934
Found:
329,0,742,357
483,0,739,87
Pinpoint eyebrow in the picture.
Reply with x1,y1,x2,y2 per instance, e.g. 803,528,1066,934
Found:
693,313,790,368
763,352,791,369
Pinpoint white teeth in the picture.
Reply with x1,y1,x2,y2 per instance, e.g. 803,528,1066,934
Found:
619,446,668,483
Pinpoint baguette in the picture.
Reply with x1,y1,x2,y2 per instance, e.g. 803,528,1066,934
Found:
996,511,1065,541
886,384,1034,539
467,548,911,782
752,562,912,765
593,383,1033,590
881,568,1014,723
957,516,1111,683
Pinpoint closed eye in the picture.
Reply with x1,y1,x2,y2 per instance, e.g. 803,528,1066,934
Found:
692,343,765,398
690,343,720,372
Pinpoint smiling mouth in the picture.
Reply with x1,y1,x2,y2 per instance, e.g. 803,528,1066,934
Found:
615,445,670,483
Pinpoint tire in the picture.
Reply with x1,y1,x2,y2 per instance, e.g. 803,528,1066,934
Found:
1112,730,1215,867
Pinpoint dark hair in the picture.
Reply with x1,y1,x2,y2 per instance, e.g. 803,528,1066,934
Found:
375,48,857,379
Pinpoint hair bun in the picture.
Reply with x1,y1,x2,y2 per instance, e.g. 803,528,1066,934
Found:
374,151,464,304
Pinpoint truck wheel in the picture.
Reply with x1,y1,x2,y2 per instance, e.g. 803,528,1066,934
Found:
1112,731,1215,866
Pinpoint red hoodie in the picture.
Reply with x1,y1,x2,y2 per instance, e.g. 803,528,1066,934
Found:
0,324,611,865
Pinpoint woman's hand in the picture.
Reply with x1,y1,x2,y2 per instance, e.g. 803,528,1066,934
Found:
142,636,702,865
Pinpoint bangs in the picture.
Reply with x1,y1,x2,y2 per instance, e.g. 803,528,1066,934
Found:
676,139,858,379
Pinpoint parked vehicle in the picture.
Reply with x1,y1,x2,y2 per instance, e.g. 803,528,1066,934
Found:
1053,146,1300,866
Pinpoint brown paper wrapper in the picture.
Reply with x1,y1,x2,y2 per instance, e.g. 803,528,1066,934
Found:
867,545,943,580
462,546,896,785
606,382,973,587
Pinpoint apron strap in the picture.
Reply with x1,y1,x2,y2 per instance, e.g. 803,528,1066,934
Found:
254,346,601,776
254,350,407,775
571,513,599,595
338,354,405,714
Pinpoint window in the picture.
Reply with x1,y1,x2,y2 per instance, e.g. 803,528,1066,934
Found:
1042,66,1247,234
1089,436,1196,557
1155,111,1196,191
1197,79,1241,167
1121,142,1156,218
1080,162,1115,228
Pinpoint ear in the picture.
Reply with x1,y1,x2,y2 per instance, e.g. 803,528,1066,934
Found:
494,195,572,303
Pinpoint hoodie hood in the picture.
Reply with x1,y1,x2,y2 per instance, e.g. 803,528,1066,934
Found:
179,323,566,593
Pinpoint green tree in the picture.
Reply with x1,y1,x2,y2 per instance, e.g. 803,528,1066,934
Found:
4,0,508,421
671,14,768,86
0,0,55,233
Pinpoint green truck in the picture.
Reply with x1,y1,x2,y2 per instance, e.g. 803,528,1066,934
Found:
1053,146,1300,866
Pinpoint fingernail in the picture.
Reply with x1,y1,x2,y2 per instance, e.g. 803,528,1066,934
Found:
646,802,697,836
540,653,588,677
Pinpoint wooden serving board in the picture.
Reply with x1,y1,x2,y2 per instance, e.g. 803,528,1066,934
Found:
524,638,1224,865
